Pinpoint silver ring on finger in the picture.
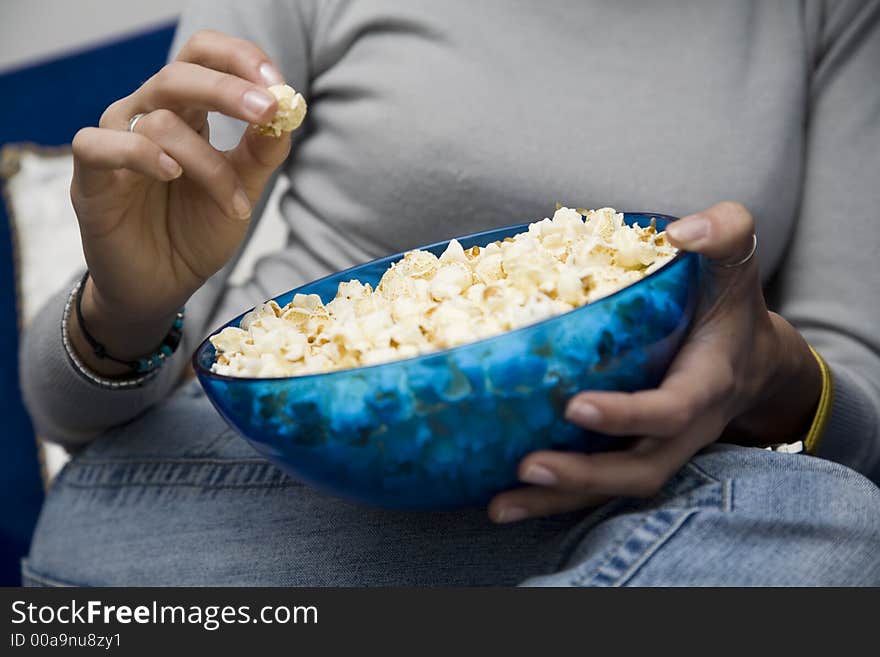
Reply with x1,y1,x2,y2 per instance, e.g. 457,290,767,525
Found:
720,233,757,268
127,112,146,133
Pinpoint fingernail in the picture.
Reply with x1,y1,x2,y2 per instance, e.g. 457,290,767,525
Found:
243,90,274,120
259,62,283,86
667,215,709,245
232,189,252,220
496,507,529,523
521,464,558,487
567,400,602,427
158,153,181,179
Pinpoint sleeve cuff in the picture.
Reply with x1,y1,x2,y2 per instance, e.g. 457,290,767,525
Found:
809,351,880,482
20,284,187,447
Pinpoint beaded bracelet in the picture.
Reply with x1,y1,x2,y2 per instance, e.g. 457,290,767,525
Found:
61,272,185,389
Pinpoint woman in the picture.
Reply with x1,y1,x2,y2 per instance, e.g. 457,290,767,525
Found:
21,0,880,585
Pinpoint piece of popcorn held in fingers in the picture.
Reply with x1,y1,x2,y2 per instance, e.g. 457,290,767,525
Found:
256,84,308,137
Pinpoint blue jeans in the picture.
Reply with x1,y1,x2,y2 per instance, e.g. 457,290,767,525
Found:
23,380,880,586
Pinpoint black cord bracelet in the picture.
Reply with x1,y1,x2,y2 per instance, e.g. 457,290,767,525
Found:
74,271,185,375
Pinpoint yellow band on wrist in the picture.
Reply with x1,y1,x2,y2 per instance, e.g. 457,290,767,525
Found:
804,346,834,455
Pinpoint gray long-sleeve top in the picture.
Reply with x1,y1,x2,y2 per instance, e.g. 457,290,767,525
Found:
20,0,880,484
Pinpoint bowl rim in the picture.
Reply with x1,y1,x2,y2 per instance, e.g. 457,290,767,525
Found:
192,212,696,383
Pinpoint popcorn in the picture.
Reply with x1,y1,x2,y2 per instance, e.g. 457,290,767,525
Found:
473,252,504,284
394,250,440,279
430,262,473,300
211,326,248,354
255,84,308,137
210,207,678,378
438,238,468,265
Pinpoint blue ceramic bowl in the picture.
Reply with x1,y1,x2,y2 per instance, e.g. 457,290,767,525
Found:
194,213,698,509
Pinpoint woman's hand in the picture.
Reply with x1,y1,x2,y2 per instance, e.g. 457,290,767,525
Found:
69,30,291,372
489,202,823,523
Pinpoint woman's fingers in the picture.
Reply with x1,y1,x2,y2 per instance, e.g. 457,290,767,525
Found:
226,126,292,199
176,29,283,87
101,62,277,132
566,387,697,437
168,29,293,197
489,440,672,523
71,127,181,197
666,201,756,266
102,26,289,131
519,439,679,497
86,29,295,209
566,338,735,438
490,433,702,522
488,483,609,523
131,109,251,220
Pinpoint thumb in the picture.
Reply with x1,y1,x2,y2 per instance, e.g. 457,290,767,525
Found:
666,201,757,267
226,127,292,202
667,202,764,315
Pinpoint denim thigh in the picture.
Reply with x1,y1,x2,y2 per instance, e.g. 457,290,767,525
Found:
523,445,880,586
24,381,880,586
24,381,584,586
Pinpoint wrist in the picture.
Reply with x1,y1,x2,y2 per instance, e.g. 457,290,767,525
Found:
727,313,822,444
764,313,822,419
85,276,181,331
71,276,180,376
